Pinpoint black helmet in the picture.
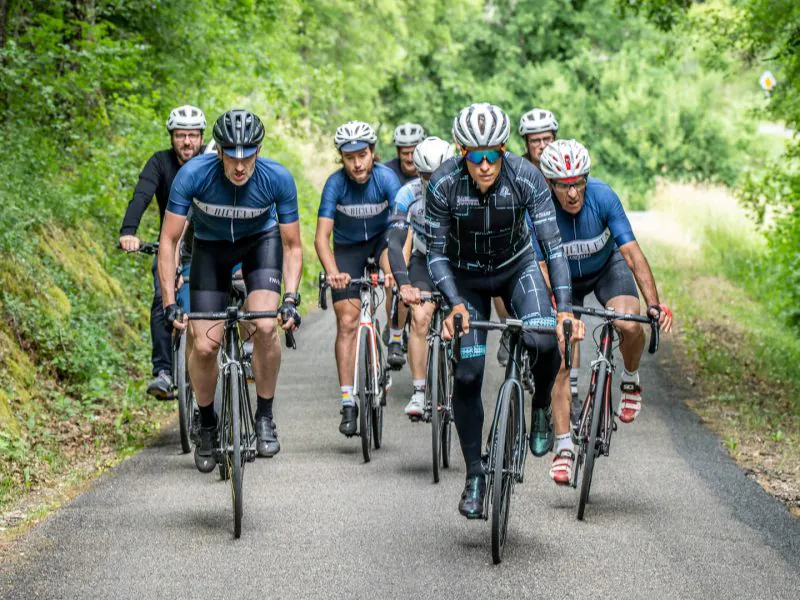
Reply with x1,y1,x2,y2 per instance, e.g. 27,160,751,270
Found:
213,109,265,158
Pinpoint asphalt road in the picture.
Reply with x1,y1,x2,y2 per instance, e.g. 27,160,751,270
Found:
2,308,799,599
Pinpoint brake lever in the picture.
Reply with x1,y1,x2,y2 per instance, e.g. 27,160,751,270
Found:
452,313,463,364
563,319,573,370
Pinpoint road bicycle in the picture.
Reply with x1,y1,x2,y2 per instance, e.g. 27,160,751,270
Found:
570,305,659,521
186,306,295,538
318,258,390,462
453,314,572,564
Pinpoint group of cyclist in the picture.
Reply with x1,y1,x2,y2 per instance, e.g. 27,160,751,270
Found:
120,101,672,519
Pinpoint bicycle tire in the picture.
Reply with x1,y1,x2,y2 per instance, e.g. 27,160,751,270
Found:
358,327,373,463
372,342,384,449
229,364,244,538
441,345,454,469
427,337,441,483
176,333,191,454
491,382,517,564
578,361,606,521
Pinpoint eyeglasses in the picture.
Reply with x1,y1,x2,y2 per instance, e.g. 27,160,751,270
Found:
463,149,503,165
527,136,554,147
552,178,587,192
173,132,202,141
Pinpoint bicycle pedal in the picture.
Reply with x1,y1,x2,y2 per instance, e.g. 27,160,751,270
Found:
408,415,422,423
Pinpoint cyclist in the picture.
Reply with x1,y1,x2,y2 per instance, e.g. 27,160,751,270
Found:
386,137,455,417
315,121,402,436
539,139,673,485
384,123,426,185
494,108,559,368
119,105,206,399
158,109,303,472
426,103,585,517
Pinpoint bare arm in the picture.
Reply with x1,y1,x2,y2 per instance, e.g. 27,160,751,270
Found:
158,211,187,308
618,240,659,307
314,217,338,275
279,221,303,295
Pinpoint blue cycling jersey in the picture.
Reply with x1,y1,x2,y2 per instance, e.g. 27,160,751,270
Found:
554,177,635,279
167,153,299,242
318,163,401,245
392,178,427,254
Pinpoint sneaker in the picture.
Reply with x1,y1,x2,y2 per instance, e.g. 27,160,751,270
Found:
529,407,554,457
619,381,642,423
339,404,358,437
404,390,425,419
387,341,405,370
255,415,280,457
194,425,218,473
549,449,575,486
147,370,174,400
458,475,486,519
496,331,511,367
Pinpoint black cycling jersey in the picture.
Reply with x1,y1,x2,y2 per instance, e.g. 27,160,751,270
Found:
119,146,205,236
425,153,571,311
382,157,417,186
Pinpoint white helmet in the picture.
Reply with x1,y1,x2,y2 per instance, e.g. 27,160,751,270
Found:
539,139,591,179
519,108,559,136
333,121,378,151
393,123,426,147
412,137,455,174
166,105,206,131
452,103,510,149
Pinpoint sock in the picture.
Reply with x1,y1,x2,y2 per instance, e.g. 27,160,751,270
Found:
199,403,217,428
341,386,355,406
555,433,573,454
622,369,640,385
412,379,426,391
390,328,403,343
256,395,274,420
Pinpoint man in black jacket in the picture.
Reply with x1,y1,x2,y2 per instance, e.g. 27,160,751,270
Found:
118,105,206,398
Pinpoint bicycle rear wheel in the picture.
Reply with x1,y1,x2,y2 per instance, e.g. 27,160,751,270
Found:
175,333,191,454
491,382,518,564
358,328,373,462
227,364,244,538
427,338,441,483
578,362,606,521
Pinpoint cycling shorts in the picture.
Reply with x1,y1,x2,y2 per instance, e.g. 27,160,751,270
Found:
571,249,638,309
332,234,389,303
408,251,433,292
190,227,282,312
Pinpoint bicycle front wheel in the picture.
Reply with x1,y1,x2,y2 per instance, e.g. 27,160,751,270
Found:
358,327,373,463
175,333,191,454
491,382,519,564
228,364,244,538
372,342,384,450
440,344,454,469
427,337,441,483
578,361,606,521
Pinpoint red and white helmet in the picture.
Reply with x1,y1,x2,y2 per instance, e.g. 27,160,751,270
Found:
412,137,454,174
519,108,558,136
539,139,591,180
452,103,510,148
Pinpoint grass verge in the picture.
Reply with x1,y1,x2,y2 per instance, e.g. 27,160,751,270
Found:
635,183,799,516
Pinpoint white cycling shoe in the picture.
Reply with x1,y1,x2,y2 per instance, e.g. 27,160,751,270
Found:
404,390,425,419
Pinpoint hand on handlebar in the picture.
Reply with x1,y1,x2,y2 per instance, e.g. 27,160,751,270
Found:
119,235,141,252
327,271,351,289
442,304,470,341
164,303,187,331
648,303,673,332
383,272,395,289
278,301,301,332
399,284,421,306
557,312,585,346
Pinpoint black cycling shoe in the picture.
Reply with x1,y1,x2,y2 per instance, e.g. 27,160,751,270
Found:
458,475,486,519
387,341,405,370
194,425,218,473
255,415,280,457
339,404,358,437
